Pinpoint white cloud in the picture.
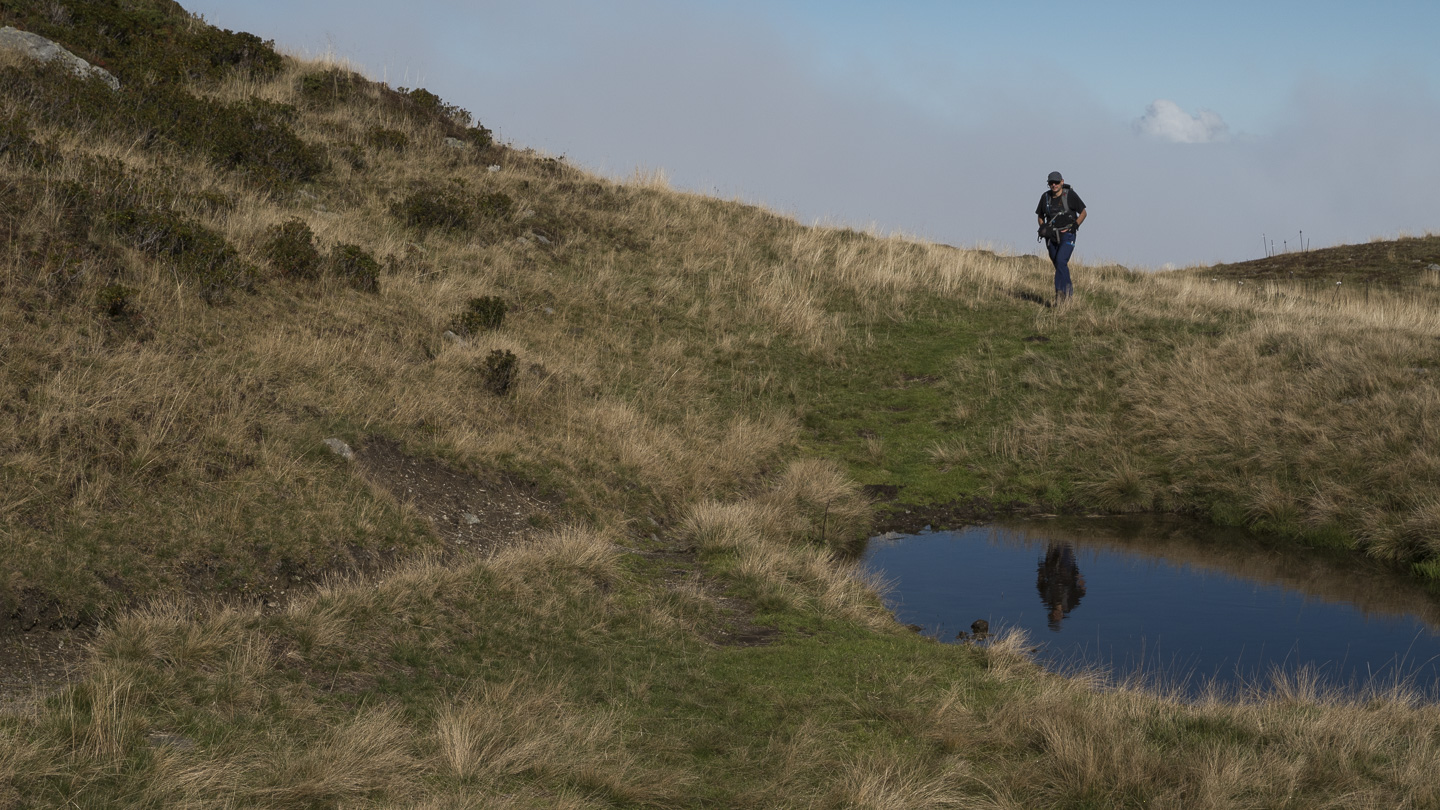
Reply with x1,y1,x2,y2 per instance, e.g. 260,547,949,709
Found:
1134,99,1231,143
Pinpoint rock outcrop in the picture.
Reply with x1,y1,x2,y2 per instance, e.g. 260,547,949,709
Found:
0,26,120,90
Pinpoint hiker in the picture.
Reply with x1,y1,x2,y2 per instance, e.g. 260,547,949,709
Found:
1036,171,1087,302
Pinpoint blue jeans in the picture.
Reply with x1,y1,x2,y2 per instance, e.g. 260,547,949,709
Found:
1047,232,1076,297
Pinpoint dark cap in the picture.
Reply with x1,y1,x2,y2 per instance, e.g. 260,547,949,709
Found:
1047,171,1063,184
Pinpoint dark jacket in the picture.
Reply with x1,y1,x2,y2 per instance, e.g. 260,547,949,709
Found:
1036,185,1086,233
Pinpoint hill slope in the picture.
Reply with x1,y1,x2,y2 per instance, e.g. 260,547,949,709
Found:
1204,234,1440,285
3,2,1440,807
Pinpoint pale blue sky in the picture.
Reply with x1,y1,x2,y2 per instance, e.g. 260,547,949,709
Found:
183,1,1440,267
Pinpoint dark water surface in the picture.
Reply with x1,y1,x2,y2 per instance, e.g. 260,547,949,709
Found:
862,517,1440,697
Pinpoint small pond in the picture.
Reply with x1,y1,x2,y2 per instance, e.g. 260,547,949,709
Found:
862,516,1440,697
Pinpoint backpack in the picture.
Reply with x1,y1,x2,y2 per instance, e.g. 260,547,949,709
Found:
1037,187,1077,243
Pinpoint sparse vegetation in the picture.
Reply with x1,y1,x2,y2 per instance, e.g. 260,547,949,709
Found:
2,1,1440,807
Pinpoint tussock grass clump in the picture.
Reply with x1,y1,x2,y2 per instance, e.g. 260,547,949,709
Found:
678,462,889,630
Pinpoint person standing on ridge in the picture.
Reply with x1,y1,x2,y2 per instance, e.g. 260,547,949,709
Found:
1036,171,1087,302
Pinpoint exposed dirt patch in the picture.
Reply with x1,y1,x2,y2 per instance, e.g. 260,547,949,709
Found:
870,493,1049,535
1011,289,1055,308
0,627,88,716
861,483,900,501
1,587,88,636
354,436,562,556
894,374,942,388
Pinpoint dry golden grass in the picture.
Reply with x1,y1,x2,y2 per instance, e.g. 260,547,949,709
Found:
676,462,892,631
958,667,1440,810
964,264,1440,558
432,678,636,787
7,38,1440,809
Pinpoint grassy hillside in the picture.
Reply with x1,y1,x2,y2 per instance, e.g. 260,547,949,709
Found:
3,2,1440,807
1204,235,1440,286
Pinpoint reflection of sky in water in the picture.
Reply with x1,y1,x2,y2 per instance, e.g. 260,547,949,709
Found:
863,523,1440,697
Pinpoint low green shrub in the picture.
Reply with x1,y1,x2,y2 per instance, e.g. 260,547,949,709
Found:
476,191,515,221
364,126,408,152
450,296,507,336
262,219,321,279
391,186,470,232
481,349,518,396
296,68,362,107
464,125,494,149
105,203,253,301
204,97,326,185
2,62,325,187
0,111,60,167
330,243,380,293
1,0,282,85
94,283,137,319
398,86,471,127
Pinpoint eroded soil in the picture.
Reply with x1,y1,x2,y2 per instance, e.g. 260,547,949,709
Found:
866,487,1045,535
354,436,559,555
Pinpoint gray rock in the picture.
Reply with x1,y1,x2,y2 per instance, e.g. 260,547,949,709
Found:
487,165,502,173
1429,264,1440,272
463,513,481,525
0,27,120,90
323,438,355,461
444,137,468,149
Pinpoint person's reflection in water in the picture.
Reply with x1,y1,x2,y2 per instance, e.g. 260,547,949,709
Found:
1036,542,1087,631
